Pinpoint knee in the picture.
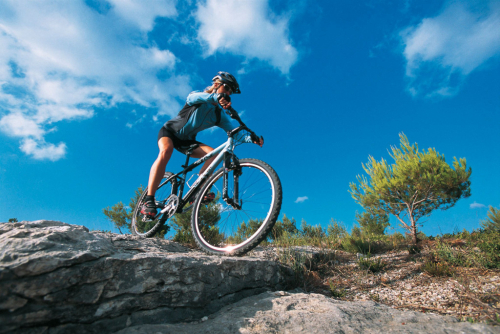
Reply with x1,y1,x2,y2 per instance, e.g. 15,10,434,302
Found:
158,147,173,160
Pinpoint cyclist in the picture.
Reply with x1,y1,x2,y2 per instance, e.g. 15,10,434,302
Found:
141,71,264,218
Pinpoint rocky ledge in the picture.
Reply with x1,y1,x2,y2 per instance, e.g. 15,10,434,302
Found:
0,221,497,334
0,221,292,333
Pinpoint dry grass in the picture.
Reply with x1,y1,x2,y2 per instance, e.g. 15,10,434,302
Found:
267,245,500,325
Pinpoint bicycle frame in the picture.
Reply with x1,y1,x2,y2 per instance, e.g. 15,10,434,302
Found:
160,135,240,214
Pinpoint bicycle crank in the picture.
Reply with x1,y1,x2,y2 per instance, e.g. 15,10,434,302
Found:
159,194,179,219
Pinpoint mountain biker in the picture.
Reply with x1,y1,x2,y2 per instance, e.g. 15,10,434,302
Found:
141,71,264,219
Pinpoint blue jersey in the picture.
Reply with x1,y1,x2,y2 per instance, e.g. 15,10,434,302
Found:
164,91,252,144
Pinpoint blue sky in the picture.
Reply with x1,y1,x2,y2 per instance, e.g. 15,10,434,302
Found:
1,0,499,237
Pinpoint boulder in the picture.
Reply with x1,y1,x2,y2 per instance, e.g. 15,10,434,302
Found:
116,291,499,334
0,221,293,333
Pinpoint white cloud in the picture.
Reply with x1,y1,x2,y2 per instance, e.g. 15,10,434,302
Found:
295,196,309,204
107,0,178,31
470,202,486,209
0,113,45,139
0,0,189,160
195,0,298,75
400,1,500,97
20,138,67,161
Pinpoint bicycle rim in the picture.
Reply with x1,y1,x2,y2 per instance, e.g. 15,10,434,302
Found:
192,159,281,255
131,173,175,237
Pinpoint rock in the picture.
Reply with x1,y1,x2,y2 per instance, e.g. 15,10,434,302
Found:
2,221,498,334
0,221,293,333
116,291,499,334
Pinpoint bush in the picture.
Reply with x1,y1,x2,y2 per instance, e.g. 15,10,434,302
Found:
477,232,500,269
357,254,386,273
481,206,500,233
328,280,346,298
341,236,387,254
341,237,371,254
421,259,453,277
327,219,347,242
407,244,421,254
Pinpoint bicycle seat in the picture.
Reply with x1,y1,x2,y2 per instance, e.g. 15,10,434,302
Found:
180,143,200,156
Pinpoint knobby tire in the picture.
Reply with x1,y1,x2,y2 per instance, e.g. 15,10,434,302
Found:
191,159,282,256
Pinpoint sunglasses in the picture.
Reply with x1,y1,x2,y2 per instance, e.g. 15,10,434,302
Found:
222,83,233,94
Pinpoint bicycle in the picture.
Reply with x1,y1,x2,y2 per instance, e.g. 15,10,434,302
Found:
131,108,282,256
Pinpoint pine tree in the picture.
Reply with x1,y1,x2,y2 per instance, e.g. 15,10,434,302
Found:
103,186,169,237
349,133,471,244
481,206,500,232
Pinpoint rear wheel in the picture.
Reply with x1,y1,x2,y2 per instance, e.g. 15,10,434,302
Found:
191,159,282,256
131,172,176,237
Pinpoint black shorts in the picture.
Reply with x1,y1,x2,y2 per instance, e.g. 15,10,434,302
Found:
157,126,202,155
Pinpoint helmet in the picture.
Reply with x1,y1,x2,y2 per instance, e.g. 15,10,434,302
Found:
212,71,241,94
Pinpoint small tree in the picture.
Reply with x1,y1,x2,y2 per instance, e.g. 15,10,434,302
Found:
171,195,221,246
327,219,347,242
300,219,326,239
271,214,299,240
355,208,389,236
481,206,500,232
8,218,18,223
103,186,169,237
349,133,471,245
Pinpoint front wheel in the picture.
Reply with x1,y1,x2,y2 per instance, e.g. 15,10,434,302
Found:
131,172,176,237
191,159,282,256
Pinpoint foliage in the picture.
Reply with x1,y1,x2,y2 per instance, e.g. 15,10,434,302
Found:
328,280,346,298
8,218,18,222
326,219,347,242
300,220,326,239
171,195,222,246
349,133,471,244
351,225,362,238
480,206,500,233
103,185,170,237
271,215,299,240
476,232,500,269
224,214,299,245
357,254,386,272
355,208,389,237
341,236,388,254
428,230,500,269
103,186,141,234
421,259,453,277
407,244,421,254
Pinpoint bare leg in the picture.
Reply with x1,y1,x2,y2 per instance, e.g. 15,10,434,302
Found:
147,137,174,196
191,144,215,175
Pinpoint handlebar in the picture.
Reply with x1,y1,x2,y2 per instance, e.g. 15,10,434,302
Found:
225,107,263,144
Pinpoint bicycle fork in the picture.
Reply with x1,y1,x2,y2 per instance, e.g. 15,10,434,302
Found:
223,154,242,210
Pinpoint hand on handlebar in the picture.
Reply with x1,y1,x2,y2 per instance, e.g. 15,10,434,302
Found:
218,93,232,110
251,133,264,147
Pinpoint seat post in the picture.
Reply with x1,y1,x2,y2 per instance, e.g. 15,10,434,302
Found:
182,154,190,169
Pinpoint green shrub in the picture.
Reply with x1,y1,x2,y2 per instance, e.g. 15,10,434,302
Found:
407,244,421,254
421,259,453,276
342,237,371,254
477,232,500,269
357,254,386,273
328,280,346,298
433,231,500,269
481,206,500,233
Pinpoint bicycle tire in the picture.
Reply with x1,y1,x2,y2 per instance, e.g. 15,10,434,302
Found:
131,172,175,237
191,158,282,256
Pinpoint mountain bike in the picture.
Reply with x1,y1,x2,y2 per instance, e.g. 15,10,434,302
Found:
131,108,282,256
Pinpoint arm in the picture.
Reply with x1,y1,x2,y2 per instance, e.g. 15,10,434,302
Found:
218,111,264,147
218,114,253,144
186,91,219,106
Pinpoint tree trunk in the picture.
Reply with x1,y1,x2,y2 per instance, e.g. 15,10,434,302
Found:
411,222,418,245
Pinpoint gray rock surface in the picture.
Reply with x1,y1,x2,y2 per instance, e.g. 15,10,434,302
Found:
117,291,498,334
1,220,498,334
0,221,292,333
